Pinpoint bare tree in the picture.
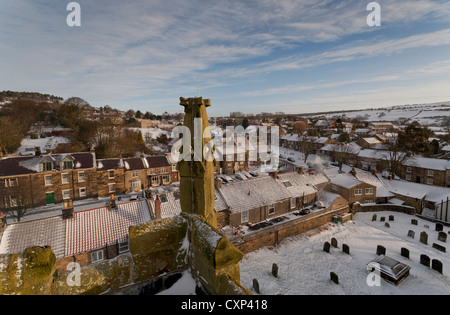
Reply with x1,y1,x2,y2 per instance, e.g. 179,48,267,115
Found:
385,135,411,177
298,136,316,163
330,143,359,172
3,185,34,222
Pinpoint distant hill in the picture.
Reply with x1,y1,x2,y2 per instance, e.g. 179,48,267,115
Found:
0,90,64,103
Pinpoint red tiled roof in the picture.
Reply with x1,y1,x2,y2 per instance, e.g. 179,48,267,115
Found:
65,200,150,256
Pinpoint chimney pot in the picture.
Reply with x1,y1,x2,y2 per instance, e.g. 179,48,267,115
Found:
110,194,116,209
35,146,41,157
62,199,74,219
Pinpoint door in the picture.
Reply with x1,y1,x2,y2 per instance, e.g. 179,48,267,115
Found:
46,193,54,205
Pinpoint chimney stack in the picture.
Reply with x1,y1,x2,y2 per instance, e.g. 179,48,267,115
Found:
269,170,279,179
297,167,304,175
371,170,377,176
35,146,41,157
155,195,162,220
350,168,356,177
62,199,74,219
109,194,117,209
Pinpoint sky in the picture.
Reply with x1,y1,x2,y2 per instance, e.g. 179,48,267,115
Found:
1,0,450,116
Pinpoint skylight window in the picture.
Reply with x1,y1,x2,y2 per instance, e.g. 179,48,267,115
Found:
283,181,292,188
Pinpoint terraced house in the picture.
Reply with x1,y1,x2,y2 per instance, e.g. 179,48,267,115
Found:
0,150,179,210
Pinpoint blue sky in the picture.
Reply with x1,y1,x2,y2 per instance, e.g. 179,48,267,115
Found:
1,0,450,116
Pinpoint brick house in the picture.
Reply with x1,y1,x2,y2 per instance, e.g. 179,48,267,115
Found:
400,157,449,187
97,158,126,196
327,173,377,205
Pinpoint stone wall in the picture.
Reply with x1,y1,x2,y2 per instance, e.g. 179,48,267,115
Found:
352,203,416,215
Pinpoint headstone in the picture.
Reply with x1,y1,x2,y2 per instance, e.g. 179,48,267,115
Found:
438,232,447,243
380,217,386,222
252,279,260,294
432,243,446,253
407,230,415,239
323,242,331,253
342,244,350,255
435,223,444,232
385,223,390,228
372,214,377,222
420,231,428,245
432,259,443,274
272,263,279,278
389,215,394,222
401,247,410,259
330,272,339,284
331,238,338,248
411,219,418,225
420,254,430,267
376,245,386,256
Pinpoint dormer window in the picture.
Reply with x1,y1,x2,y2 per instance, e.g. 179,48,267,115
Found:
63,161,73,170
41,161,53,171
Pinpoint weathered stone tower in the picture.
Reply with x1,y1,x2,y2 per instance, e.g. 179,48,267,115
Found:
178,97,217,228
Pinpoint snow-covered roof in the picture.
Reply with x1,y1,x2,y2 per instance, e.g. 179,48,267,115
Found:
404,156,449,171
355,172,394,198
330,174,364,189
317,190,340,208
442,145,450,152
358,149,389,160
382,179,450,202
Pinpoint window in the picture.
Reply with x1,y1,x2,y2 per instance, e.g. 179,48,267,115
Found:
427,178,433,185
6,195,18,208
108,183,116,193
241,210,249,223
354,189,363,196
283,181,292,188
62,190,71,200
78,171,85,182
332,184,338,191
91,250,103,263
173,192,180,200
162,175,170,184
132,170,139,177
5,178,18,187
108,170,115,179
44,175,53,186
151,176,160,186
79,187,87,197
406,174,411,181
268,204,275,215
364,200,374,204
130,180,141,189
428,170,434,177
291,197,296,209
365,188,374,195
172,164,177,172
62,161,73,170
118,240,129,254
406,167,412,173
61,173,69,184
41,162,53,171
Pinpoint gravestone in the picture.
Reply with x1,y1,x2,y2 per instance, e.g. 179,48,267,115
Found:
389,215,394,222
436,223,444,232
420,231,428,245
331,238,338,248
272,263,279,278
432,243,446,253
372,214,377,222
380,217,386,222
420,254,430,267
411,219,418,225
330,272,339,285
432,259,443,274
407,230,415,239
401,247,410,259
376,245,386,256
385,223,390,228
343,244,350,255
438,232,447,243
252,279,260,294
323,242,331,253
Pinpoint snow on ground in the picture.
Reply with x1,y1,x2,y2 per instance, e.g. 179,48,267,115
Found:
14,136,70,155
240,211,450,295
156,270,197,295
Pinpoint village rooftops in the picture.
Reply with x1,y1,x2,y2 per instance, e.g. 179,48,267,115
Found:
330,174,363,189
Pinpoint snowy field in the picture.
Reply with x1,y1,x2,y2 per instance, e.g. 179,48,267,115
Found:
14,136,70,155
240,211,450,295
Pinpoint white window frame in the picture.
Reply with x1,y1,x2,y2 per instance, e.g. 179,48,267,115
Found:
427,178,433,185
151,176,160,186
241,210,249,223
162,174,170,184
406,167,412,173
5,178,18,187
78,171,85,182
268,204,275,215
130,179,141,189
44,175,53,186
91,250,104,263
118,240,129,254
364,200,374,204
61,173,69,184
291,197,296,209
354,189,363,196
427,170,434,177
79,187,87,197
365,188,374,195
132,170,139,178
108,170,115,179
62,189,71,200
406,174,411,181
